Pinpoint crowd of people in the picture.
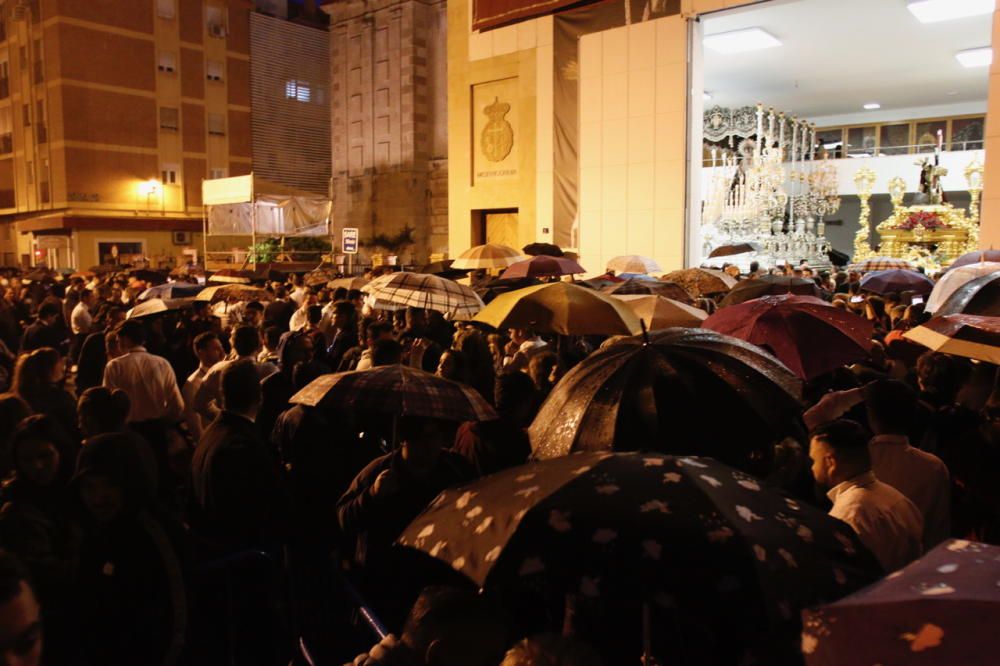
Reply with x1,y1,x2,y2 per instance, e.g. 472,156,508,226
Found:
0,260,994,665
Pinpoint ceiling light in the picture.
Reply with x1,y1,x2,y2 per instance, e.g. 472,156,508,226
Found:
703,92,712,101
907,0,993,24
956,47,993,68
703,28,781,55
863,103,881,110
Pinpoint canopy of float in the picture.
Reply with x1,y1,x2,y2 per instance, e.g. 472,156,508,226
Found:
202,174,331,237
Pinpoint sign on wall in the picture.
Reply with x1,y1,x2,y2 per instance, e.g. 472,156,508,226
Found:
342,227,359,254
472,78,519,184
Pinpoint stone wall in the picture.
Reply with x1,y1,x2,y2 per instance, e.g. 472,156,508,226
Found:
326,0,448,265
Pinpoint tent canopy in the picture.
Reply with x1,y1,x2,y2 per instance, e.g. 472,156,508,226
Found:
202,174,331,237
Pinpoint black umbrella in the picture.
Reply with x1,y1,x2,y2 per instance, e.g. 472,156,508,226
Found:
420,259,470,280
601,278,694,303
399,452,879,665
523,242,564,257
720,276,821,307
827,249,850,267
528,328,803,471
934,271,1000,316
708,242,761,258
474,276,541,304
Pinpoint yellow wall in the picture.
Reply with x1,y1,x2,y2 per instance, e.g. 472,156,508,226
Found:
71,229,203,270
980,0,1000,248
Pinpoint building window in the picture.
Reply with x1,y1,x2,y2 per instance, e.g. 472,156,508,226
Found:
207,112,225,136
17,45,24,69
285,80,311,103
25,160,32,184
158,51,176,73
206,60,224,82
32,39,41,83
209,167,227,179
35,100,44,143
161,164,179,184
0,61,8,99
21,103,29,126
159,106,179,131
0,107,11,153
157,0,175,19
207,6,225,38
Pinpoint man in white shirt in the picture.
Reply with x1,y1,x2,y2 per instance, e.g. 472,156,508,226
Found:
193,325,277,425
183,331,226,439
289,278,308,308
103,320,184,424
70,289,94,336
864,379,951,549
809,419,923,573
503,328,548,373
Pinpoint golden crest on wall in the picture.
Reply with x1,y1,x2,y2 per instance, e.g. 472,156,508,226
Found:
481,97,514,163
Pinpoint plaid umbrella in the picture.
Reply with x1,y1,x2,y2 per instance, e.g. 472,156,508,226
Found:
860,269,934,296
610,294,706,329
304,267,340,287
500,256,586,280
602,278,694,303
327,276,369,291
926,262,1000,313
947,250,1000,270
934,271,1000,316
289,365,496,422
606,255,661,274
362,271,485,318
702,294,874,380
451,243,526,270
473,282,641,336
419,260,471,280
846,256,914,273
399,452,878,665
529,328,802,464
662,268,736,297
195,284,272,304
719,276,821,307
137,281,205,302
126,298,193,320
802,539,1000,665
903,314,1000,364
209,269,254,284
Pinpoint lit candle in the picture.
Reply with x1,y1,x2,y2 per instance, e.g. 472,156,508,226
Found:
937,129,943,152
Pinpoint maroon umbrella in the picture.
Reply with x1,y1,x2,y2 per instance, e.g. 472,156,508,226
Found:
802,539,1000,665
702,294,873,380
500,255,586,279
859,269,934,296
948,250,1000,270
935,271,1000,316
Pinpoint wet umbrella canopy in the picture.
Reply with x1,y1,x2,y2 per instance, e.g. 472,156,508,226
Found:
933,270,1000,316
601,278,694,303
720,276,821,307
859,269,934,296
662,268,736,297
802,539,1000,665
528,328,802,470
399,452,879,664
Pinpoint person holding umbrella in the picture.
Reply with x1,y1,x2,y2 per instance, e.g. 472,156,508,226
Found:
809,420,924,572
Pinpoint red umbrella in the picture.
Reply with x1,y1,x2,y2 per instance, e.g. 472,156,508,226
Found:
702,294,873,380
499,255,586,279
948,250,1000,270
860,269,934,296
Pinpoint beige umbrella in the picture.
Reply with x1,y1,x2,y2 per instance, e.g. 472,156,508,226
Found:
611,294,707,329
327,276,369,291
195,284,272,304
903,314,1000,364
473,281,642,335
607,255,662,274
362,271,485,318
451,243,526,270
662,268,737,297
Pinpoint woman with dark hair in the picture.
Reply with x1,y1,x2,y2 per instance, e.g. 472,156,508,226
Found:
0,415,78,662
0,393,30,476
452,327,496,404
77,387,131,440
11,348,78,440
73,432,190,666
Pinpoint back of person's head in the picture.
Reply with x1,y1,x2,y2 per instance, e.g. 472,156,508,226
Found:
367,321,394,343
347,288,363,302
810,419,871,469
917,351,969,403
115,320,146,348
495,371,538,423
74,432,157,513
221,359,261,414
306,304,323,326
0,548,41,665
274,285,287,299
232,325,261,357
245,300,264,314
0,393,30,472
371,338,402,366
77,387,131,438
332,287,348,302
863,379,917,435
37,302,60,321
263,325,282,350
12,348,61,405
528,351,559,390
501,634,603,666
193,331,219,353
291,360,324,391
402,586,504,666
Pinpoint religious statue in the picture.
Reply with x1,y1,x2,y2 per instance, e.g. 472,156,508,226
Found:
915,157,948,205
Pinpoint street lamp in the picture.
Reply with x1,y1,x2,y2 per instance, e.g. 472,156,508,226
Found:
138,178,161,209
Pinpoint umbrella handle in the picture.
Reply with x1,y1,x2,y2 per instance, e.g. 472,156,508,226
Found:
640,319,650,345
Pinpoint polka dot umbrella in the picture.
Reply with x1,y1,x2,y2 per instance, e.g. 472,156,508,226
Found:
399,452,880,665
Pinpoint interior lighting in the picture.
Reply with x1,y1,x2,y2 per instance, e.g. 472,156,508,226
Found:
138,179,161,196
703,92,712,101
956,47,993,68
863,103,881,110
703,28,781,55
907,0,993,24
